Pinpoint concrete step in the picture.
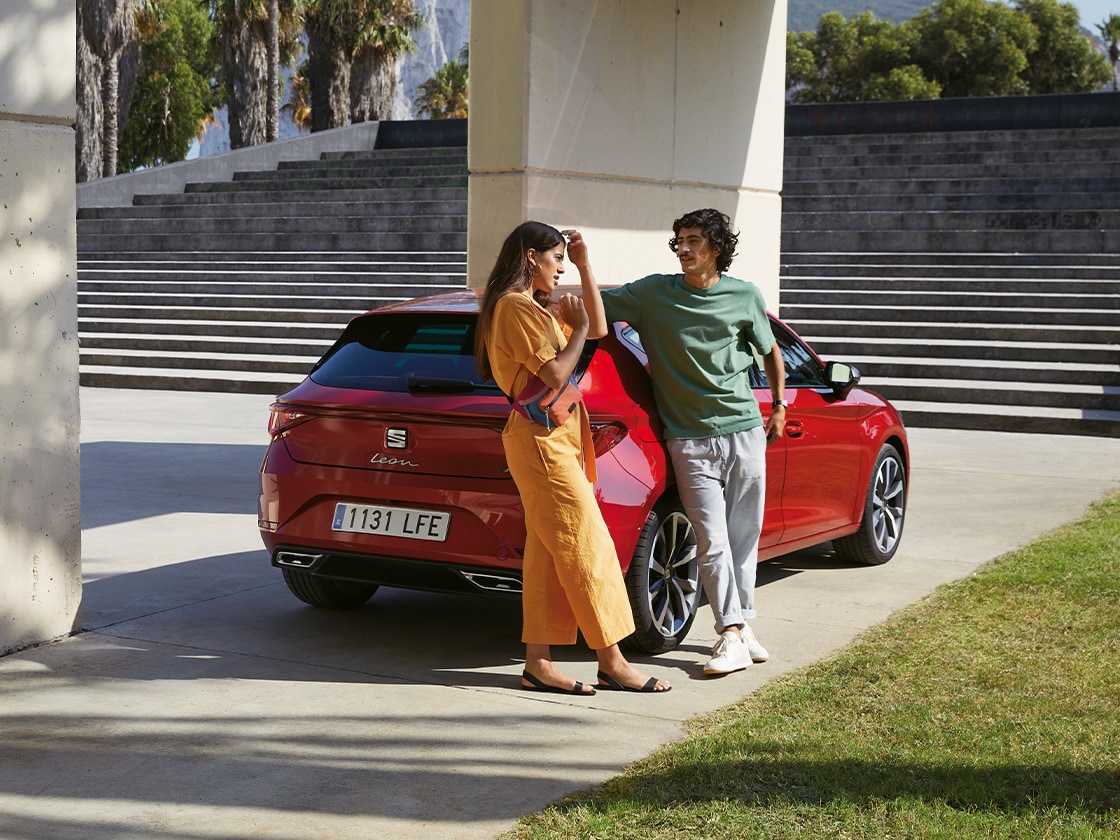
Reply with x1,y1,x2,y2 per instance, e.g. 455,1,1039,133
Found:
184,174,469,193
133,186,467,206
783,192,1120,213
79,304,367,323
78,366,302,395
827,355,1119,386
77,213,466,236
781,251,1120,269
784,126,1120,156
79,330,332,355
238,162,469,180
78,317,347,340
77,231,467,253
77,250,467,265
79,199,468,220
784,148,1120,169
871,376,1120,411
782,209,1120,232
793,335,1119,366
889,400,1120,437
784,160,1120,181
786,319,1119,346
780,228,1120,253
781,175,1120,197
781,288,1120,310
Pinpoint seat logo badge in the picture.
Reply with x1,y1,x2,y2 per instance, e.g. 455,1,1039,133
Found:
386,428,408,449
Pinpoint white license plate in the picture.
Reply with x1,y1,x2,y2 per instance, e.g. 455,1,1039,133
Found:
331,503,450,542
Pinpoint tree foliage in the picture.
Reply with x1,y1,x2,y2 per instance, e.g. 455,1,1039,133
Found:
787,12,940,103
1016,0,1111,94
304,0,422,131
1099,13,1120,91
118,0,221,170
210,0,305,149
415,44,468,119
788,0,1112,103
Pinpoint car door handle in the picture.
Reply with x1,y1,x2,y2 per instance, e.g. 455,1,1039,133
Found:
784,420,805,439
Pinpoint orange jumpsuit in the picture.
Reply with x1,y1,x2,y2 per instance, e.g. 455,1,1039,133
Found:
487,292,636,649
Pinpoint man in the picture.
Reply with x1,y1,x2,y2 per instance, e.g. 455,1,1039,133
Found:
600,208,786,675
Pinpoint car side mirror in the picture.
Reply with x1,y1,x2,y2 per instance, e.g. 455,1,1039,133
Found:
826,361,860,396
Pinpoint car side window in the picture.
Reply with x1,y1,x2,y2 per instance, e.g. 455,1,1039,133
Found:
751,320,828,390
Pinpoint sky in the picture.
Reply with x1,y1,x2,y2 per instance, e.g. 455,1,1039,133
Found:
1070,0,1120,29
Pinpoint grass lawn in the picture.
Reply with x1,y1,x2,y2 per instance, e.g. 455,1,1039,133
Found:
502,492,1120,840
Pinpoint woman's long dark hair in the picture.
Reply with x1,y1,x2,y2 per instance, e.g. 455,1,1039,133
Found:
475,221,565,381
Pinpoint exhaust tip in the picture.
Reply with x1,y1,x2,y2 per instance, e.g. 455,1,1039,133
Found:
460,572,523,593
275,550,324,570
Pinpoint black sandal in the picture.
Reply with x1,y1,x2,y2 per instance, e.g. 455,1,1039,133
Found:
521,670,596,696
596,670,671,693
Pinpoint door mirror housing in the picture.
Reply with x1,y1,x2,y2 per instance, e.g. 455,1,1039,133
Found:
826,361,860,396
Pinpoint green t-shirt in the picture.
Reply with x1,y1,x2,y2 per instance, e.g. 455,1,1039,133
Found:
601,273,775,440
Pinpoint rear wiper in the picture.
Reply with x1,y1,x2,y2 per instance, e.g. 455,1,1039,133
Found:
406,375,501,394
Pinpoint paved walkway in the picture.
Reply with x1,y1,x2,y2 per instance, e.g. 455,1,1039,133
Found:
3,388,1119,840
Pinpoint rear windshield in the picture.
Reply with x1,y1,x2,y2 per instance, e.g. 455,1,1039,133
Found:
310,313,502,394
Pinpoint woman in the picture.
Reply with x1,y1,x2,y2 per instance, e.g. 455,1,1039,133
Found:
475,221,671,695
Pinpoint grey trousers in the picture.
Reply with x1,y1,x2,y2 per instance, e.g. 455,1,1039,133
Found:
667,426,767,633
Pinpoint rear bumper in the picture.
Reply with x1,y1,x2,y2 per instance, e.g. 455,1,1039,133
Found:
271,544,523,597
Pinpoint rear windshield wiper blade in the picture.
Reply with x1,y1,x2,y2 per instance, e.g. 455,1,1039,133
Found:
407,375,501,394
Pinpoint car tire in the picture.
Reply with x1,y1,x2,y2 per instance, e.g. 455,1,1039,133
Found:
834,442,906,566
622,493,701,654
281,568,379,609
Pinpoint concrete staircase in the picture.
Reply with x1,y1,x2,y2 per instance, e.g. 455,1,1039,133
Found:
77,140,468,394
76,115,1119,436
780,124,1120,438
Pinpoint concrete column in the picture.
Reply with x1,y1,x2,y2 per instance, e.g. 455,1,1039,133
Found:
467,0,787,305
0,0,82,653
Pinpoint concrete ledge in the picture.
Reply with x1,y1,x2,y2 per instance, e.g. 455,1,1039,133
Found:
76,123,382,209
787,92,1120,136
374,118,467,149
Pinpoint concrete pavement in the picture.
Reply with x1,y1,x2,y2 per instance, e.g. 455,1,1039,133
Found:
2,387,1120,840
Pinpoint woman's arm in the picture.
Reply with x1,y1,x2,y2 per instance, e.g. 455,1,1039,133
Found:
535,294,588,389
562,229,608,339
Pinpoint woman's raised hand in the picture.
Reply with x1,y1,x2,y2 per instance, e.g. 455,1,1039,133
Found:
562,229,589,269
557,292,589,330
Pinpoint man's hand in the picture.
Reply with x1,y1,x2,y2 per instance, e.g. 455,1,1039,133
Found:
765,405,786,445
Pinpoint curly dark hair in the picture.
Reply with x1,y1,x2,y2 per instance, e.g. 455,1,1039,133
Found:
474,221,565,381
668,208,739,273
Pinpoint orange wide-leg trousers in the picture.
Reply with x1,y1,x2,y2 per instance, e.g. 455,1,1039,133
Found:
502,410,635,649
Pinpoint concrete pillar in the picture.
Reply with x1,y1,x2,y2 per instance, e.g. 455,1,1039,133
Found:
0,0,82,653
467,0,787,305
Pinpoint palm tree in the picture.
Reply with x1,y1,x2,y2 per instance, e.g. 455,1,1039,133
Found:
78,0,139,178
415,46,468,119
267,0,280,141
1098,14,1120,91
211,0,304,149
349,0,423,123
304,0,360,131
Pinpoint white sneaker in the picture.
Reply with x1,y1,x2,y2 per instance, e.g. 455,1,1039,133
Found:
704,631,752,675
741,623,769,663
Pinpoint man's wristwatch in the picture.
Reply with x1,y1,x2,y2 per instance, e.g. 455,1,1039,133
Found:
773,399,788,409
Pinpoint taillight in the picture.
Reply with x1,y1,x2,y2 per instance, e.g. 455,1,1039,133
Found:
268,404,307,436
591,421,628,456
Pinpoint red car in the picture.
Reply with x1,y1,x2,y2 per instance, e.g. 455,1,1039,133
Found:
258,288,908,653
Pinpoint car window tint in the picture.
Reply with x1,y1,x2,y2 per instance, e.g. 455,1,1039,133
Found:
752,320,827,389
310,313,498,392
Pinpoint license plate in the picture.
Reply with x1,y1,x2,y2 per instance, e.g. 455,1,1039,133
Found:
331,503,450,542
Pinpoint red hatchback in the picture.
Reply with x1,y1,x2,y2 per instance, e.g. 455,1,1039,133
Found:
258,288,908,653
